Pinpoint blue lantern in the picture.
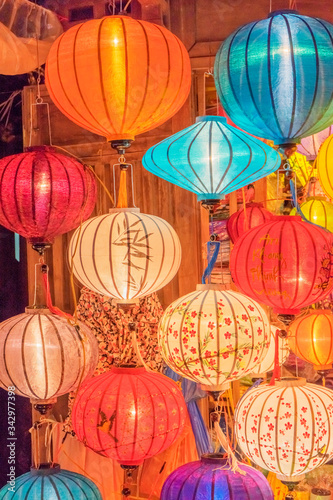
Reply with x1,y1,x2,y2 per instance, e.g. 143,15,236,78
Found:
0,465,102,499
214,10,333,146
161,455,274,500
142,116,280,202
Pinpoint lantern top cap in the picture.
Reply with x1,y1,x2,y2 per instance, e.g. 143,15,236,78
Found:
196,284,230,292
306,196,327,201
30,464,60,476
268,9,299,17
111,366,146,375
195,116,227,125
201,454,231,465
306,309,333,315
274,377,306,388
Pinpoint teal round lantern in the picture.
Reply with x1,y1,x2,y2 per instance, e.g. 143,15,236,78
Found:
0,465,102,500
142,116,280,202
214,10,333,147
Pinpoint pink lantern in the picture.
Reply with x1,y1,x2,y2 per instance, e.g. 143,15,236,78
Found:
297,126,333,161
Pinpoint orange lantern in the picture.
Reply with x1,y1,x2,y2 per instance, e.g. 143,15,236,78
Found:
45,16,191,150
288,310,333,371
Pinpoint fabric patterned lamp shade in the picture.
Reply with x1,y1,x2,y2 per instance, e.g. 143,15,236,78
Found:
142,116,280,201
68,208,181,302
46,16,191,141
214,10,333,146
235,378,333,480
158,284,270,391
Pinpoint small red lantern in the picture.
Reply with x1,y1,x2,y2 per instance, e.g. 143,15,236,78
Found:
0,146,97,247
72,366,187,465
227,202,273,243
230,216,333,315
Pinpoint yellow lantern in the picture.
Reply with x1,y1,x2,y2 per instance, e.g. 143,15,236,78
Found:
290,196,333,232
318,134,333,199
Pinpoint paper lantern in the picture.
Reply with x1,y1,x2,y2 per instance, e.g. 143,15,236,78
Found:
288,310,333,370
290,197,333,232
297,126,333,162
214,10,333,146
0,464,102,500
161,455,274,500
230,216,333,315
72,366,187,465
158,284,270,391
45,16,191,143
227,202,274,243
235,378,333,480
0,147,97,246
68,208,181,302
0,308,99,403
142,116,281,202
251,324,289,375
318,134,333,200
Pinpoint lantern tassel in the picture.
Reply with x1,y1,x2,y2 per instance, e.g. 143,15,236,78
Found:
213,420,246,475
41,269,74,322
202,241,221,284
269,332,280,386
117,168,128,208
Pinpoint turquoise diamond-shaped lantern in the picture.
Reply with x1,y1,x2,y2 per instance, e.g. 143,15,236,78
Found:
142,116,280,201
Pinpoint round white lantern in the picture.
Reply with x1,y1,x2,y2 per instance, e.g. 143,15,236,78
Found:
235,378,333,480
158,284,270,391
69,208,181,302
251,324,290,376
0,308,99,403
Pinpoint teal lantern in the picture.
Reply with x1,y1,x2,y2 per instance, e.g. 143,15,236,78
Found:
142,116,280,202
0,465,102,500
214,10,333,147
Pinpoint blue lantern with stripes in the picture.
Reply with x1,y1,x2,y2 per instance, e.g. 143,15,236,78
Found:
142,116,280,202
0,465,102,500
214,10,333,147
161,455,274,500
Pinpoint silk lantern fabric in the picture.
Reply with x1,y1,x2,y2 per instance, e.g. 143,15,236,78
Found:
158,284,270,391
72,366,187,465
0,308,98,402
68,208,181,302
288,310,333,370
142,116,280,201
0,465,102,500
297,126,333,161
161,455,274,500
235,378,333,480
0,147,97,245
251,324,290,375
45,16,191,141
290,197,333,232
230,216,333,315
318,134,333,200
227,202,274,243
214,10,333,146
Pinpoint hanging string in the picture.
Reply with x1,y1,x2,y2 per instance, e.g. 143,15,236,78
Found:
269,333,281,386
202,241,221,284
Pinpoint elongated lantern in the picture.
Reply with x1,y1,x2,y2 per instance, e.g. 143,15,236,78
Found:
143,116,280,202
158,284,270,392
72,366,187,465
235,378,333,480
227,202,274,243
297,126,333,162
215,10,333,146
230,216,333,315
46,16,191,145
69,208,181,302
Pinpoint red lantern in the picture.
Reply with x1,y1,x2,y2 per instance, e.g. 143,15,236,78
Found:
0,146,96,246
227,202,273,243
72,366,187,465
230,216,333,315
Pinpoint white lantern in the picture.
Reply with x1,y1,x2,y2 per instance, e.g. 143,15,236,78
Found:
235,378,333,481
251,325,290,376
69,208,181,302
158,284,270,391
0,308,99,403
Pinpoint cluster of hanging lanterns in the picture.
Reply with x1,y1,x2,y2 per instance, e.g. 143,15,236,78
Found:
0,3,333,500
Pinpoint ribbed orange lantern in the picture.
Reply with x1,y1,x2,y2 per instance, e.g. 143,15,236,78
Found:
45,16,191,147
288,310,333,371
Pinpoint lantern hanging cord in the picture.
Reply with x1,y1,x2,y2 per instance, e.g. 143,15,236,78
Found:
202,241,221,284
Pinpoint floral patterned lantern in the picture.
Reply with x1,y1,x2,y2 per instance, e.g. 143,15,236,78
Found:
235,378,333,480
0,147,96,249
230,216,333,316
288,310,333,371
158,284,270,392
251,324,289,376
72,366,187,465
227,202,274,244
68,208,181,302
0,308,99,405
161,455,274,500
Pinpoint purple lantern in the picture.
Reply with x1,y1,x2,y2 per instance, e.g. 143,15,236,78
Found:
161,455,274,500
297,126,333,161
